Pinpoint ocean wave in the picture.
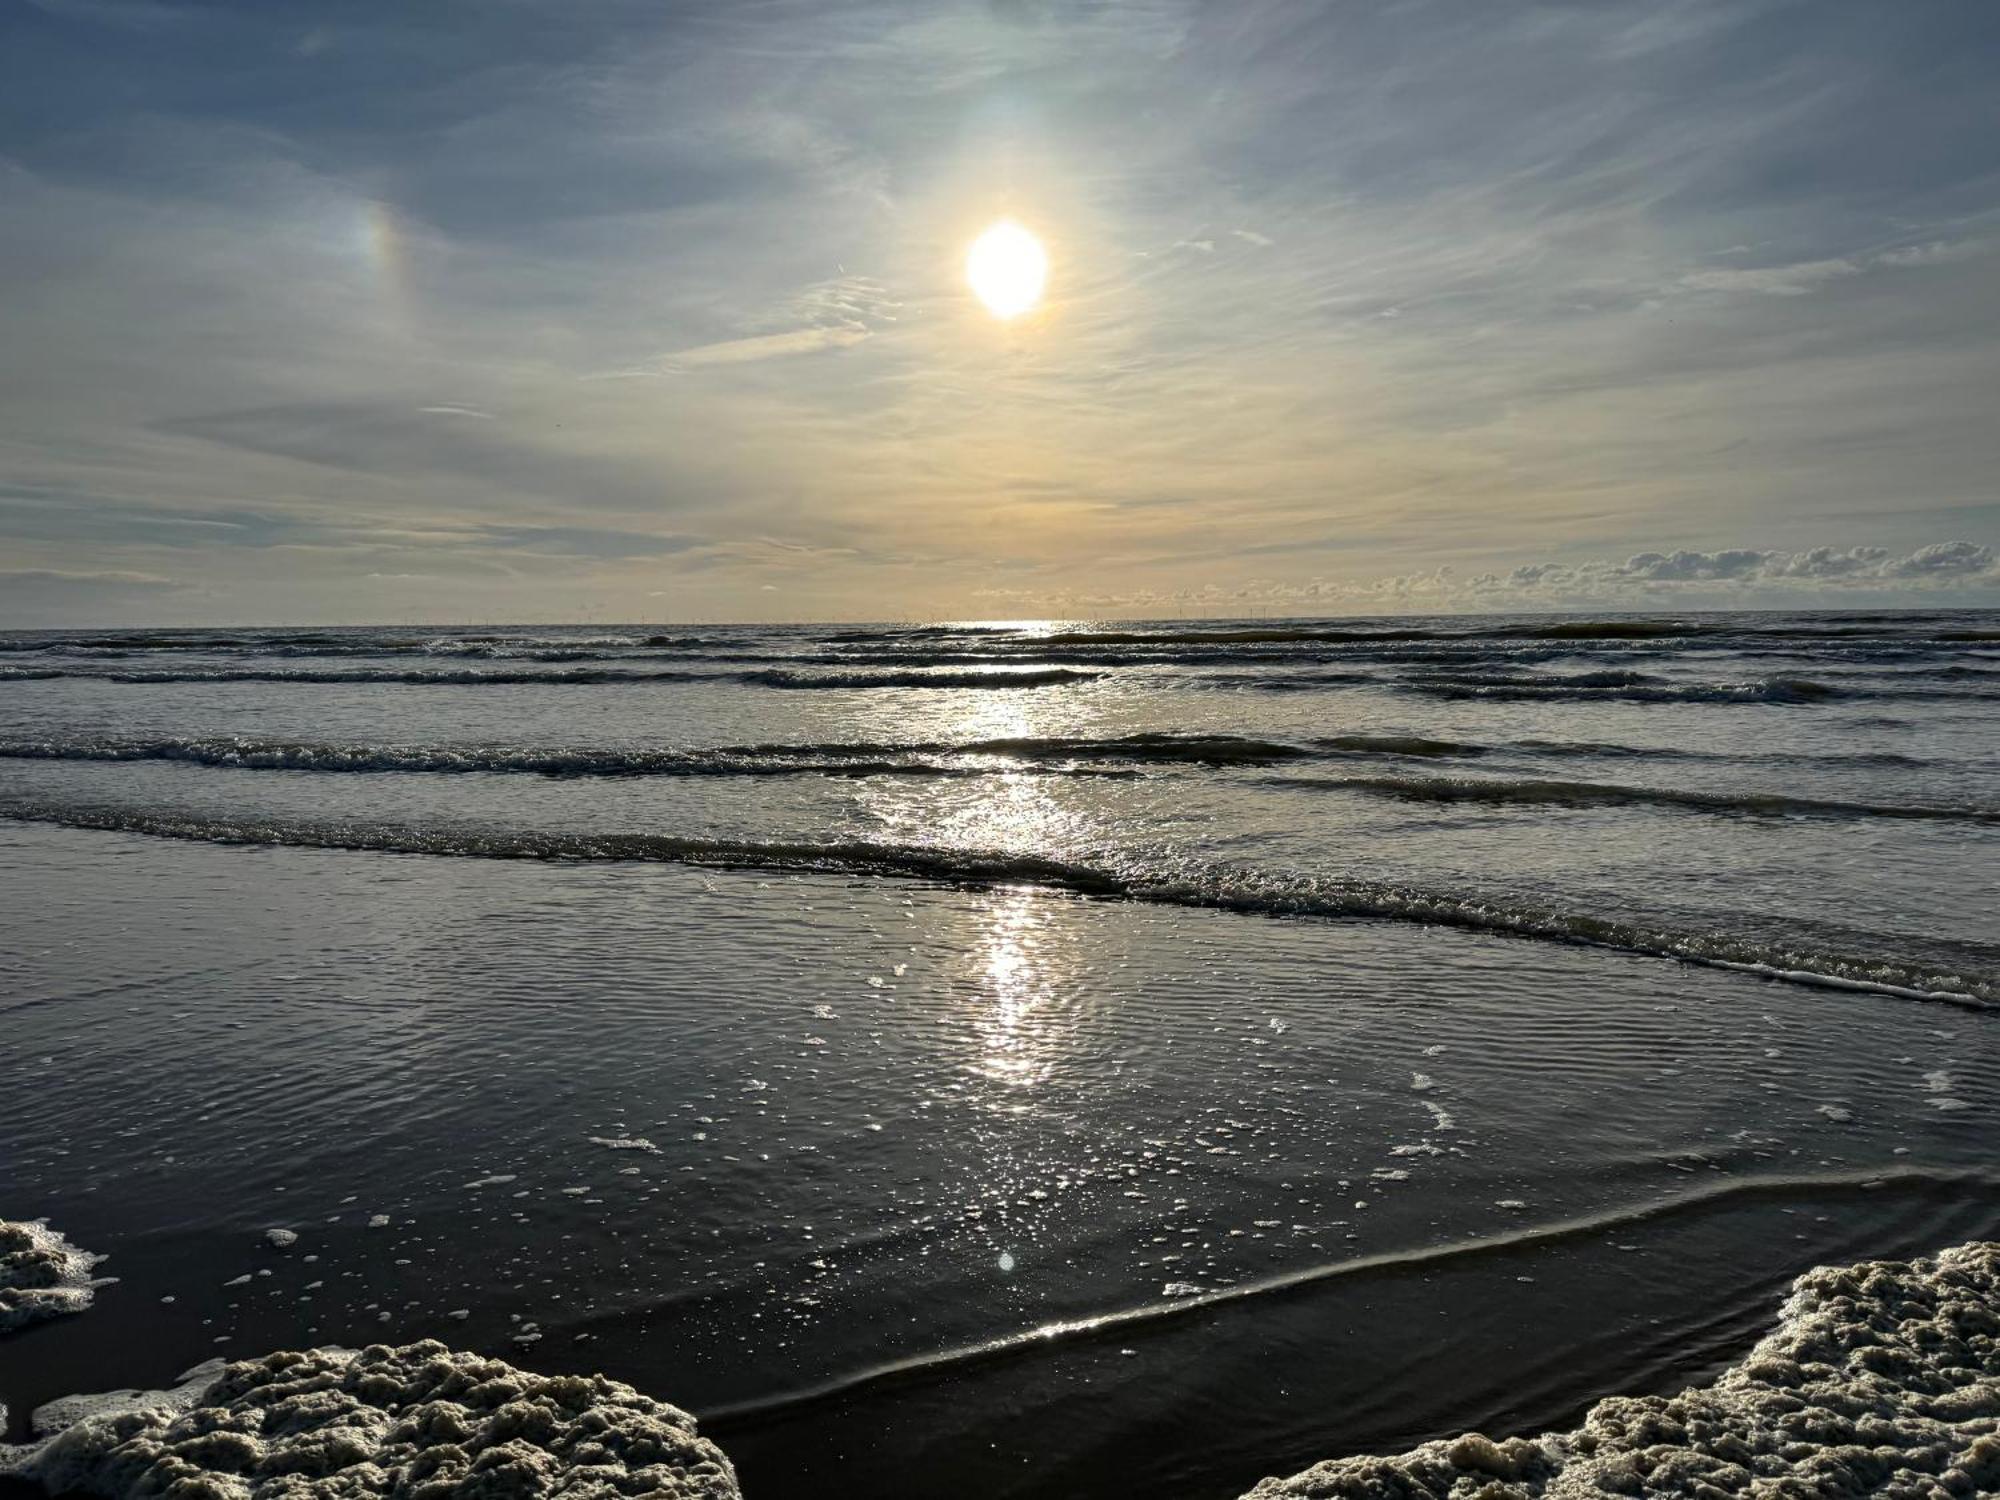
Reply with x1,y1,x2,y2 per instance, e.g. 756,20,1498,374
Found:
0,731,1305,777
702,1175,1999,1426
1487,620,1714,641
0,664,733,686
0,632,724,660
959,731,1309,763
0,635,256,652
825,639,1999,674
1508,738,1929,767
1273,772,2000,823
742,667,1102,690
2,798,1990,1005
944,620,1995,649
254,638,725,661
1413,668,1668,689
0,730,1947,780
1211,669,1386,692
1401,674,1850,705
0,664,1102,690
1315,734,1489,758
5,615,1995,658
1046,628,1438,646
0,736,978,780
1409,674,2000,705
819,624,1025,642
1040,622,1856,646
1316,730,1930,768
1502,620,1992,642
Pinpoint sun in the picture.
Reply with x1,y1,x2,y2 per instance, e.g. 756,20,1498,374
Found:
966,219,1047,319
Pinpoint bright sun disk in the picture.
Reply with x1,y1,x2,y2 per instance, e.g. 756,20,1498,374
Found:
967,219,1047,319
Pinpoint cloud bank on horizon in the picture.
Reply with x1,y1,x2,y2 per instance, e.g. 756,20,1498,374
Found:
1,0,1996,623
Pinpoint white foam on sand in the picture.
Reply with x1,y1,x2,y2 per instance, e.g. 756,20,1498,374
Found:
3,1340,740,1500
1242,1240,2000,1498
7,1359,225,1454
0,1218,108,1335
8,1242,1995,1500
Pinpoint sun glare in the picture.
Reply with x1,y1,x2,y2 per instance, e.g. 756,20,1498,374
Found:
966,219,1047,319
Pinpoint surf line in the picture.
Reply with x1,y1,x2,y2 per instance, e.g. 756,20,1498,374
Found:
698,1164,2000,1427
0,799,1992,1010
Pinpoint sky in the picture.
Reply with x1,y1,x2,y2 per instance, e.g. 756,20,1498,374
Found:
2,0,1997,625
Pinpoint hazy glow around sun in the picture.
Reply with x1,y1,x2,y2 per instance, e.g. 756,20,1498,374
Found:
966,219,1047,319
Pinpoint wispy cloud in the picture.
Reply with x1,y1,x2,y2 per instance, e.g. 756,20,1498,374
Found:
600,272,897,375
0,0,1994,621
0,567,184,590
660,325,873,370
1680,259,1863,297
1678,238,1994,296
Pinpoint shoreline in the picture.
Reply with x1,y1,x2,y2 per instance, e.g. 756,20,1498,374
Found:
6,1231,1996,1500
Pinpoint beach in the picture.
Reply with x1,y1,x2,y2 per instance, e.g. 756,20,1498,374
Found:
2,611,1997,1497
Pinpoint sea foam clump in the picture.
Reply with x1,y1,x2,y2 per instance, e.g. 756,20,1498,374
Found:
1243,1240,2000,1498
0,1219,106,1334
7,1340,740,1500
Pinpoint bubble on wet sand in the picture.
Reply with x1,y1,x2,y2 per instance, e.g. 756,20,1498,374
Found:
588,1136,661,1153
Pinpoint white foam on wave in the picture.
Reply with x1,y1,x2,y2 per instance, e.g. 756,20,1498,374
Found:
0,1218,108,1335
1242,1240,2000,1498
3,799,1994,1006
3,1340,740,1500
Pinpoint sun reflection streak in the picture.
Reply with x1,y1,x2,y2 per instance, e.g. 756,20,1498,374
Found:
972,889,1060,1089
843,660,1101,1102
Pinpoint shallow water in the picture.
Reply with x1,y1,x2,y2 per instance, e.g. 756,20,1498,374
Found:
1,610,1996,1497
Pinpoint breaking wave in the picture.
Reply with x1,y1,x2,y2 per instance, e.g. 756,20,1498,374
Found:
0,631,722,655
0,665,734,686
1400,674,1851,705
701,1180,2000,1426
1030,620,1987,647
0,730,1947,780
742,667,1101,690
1311,733,1486,758
0,664,1102,690
1046,628,1439,646
0,733,1185,779
1506,738,1928,767
1273,772,2000,823
2,797,1991,1006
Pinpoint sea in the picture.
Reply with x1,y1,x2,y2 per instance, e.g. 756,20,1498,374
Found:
2,609,1996,1498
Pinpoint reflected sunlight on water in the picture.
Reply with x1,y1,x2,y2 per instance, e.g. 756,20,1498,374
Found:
971,891,1063,1090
